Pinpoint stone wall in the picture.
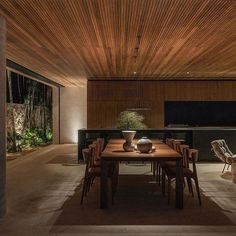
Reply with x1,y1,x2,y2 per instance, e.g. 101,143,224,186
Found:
7,103,51,134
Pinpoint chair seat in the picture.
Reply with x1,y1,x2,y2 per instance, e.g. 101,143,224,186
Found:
89,166,115,177
93,160,101,166
228,155,236,164
161,161,176,168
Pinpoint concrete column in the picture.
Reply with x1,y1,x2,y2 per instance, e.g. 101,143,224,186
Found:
60,86,87,143
0,17,6,217
52,87,59,144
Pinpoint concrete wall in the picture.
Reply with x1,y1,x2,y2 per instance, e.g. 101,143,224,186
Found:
60,86,87,143
52,87,59,144
0,17,6,217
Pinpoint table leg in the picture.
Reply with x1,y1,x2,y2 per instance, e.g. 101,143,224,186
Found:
100,158,108,208
175,158,184,209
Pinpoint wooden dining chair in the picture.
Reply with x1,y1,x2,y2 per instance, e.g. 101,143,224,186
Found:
162,147,201,205
97,138,105,156
80,148,92,204
173,140,181,152
152,138,175,182
154,140,183,185
80,145,119,205
166,138,175,148
91,140,101,166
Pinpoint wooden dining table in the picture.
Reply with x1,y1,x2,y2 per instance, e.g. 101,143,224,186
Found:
100,139,184,209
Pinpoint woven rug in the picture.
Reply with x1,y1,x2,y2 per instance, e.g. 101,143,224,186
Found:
47,154,79,165
54,174,233,225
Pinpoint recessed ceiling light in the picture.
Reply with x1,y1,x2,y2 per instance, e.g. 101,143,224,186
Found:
186,71,190,74
133,71,137,75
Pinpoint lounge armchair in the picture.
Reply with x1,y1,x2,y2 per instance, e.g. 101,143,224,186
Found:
211,139,236,173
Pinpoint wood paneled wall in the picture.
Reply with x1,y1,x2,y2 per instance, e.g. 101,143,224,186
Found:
88,80,236,128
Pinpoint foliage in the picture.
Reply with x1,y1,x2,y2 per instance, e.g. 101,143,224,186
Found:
22,128,44,147
6,70,53,153
116,111,147,130
7,128,53,153
7,131,23,152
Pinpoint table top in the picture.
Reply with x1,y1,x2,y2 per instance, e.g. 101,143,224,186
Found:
101,139,182,161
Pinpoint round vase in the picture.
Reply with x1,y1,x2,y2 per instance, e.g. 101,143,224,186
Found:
122,130,136,152
137,137,152,153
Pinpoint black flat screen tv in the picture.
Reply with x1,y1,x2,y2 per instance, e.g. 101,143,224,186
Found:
164,101,236,127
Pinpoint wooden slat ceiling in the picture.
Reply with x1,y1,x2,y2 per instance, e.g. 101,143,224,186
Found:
0,0,236,86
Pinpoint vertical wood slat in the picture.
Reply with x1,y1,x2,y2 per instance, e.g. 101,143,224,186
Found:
88,80,236,128
0,17,6,217
0,0,236,86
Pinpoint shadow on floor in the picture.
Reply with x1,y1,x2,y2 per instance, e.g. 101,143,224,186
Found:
220,171,233,181
53,175,233,225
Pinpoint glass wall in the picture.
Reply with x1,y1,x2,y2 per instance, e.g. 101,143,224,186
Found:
6,70,52,153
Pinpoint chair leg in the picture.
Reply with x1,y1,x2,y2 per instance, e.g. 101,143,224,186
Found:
167,179,171,205
152,161,156,177
222,163,227,173
111,163,119,205
162,171,166,195
80,177,88,204
158,164,161,185
111,179,115,205
91,176,96,186
186,177,194,197
86,177,92,195
194,177,202,206
227,164,230,170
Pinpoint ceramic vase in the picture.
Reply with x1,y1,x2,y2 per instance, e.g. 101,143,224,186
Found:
122,130,136,152
137,137,152,153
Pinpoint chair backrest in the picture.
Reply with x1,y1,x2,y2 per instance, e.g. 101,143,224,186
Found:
92,141,100,160
182,147,198,170
182,147,190,168
82,148,93,179
166,138,175,148
211,139,233,163
82,148,90,164
188,148,199,175
89,143,97,166
179,144,189,155
173,140,181,152
97,138,105,156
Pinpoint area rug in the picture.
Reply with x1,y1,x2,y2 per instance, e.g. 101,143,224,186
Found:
220,171,233,181
47,154,79,165
54,174,234,225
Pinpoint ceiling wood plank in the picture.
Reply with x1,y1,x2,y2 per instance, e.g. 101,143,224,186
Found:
0,0,235,86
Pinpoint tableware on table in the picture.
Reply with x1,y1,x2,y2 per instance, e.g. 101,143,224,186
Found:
137,137,153,153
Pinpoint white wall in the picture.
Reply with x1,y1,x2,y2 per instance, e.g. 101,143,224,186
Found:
60,86,87,143
52,87,59,144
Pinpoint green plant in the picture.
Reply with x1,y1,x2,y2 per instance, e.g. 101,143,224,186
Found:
46,128,53,142
116,111,147,129
21,128,44,147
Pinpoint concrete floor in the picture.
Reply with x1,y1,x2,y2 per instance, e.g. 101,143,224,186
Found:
0,144,236,235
